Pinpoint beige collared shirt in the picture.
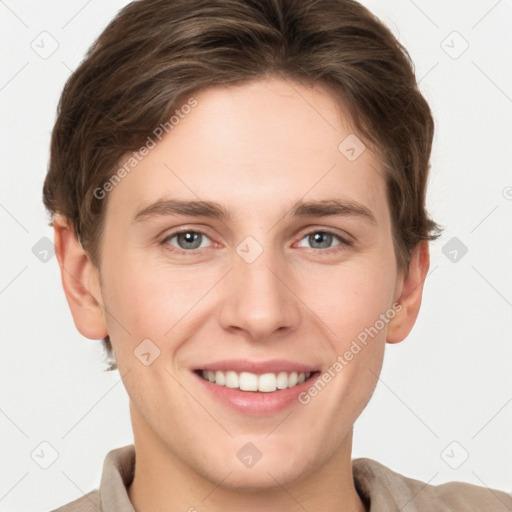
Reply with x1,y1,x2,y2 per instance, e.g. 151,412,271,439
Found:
53,444,512,511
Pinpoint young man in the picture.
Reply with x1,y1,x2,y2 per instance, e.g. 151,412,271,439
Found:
44,0,511,510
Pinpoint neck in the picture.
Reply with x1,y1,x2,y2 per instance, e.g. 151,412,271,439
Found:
127,422,367,512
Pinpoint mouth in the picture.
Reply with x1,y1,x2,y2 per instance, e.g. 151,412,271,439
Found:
191,360,322,416
194,368,319,392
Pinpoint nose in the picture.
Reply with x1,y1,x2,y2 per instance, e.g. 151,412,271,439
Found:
218,243,302,342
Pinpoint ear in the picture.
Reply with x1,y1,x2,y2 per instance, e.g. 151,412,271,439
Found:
52,214,108,340
386,241,430,344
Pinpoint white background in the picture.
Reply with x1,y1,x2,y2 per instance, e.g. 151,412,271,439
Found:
1,1,511,510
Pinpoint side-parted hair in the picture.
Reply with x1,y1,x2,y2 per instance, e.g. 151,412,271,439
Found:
43,0,442,370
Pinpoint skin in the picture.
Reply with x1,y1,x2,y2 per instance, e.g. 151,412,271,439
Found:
53,77,429,512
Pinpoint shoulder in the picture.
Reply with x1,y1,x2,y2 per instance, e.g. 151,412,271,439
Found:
51,489,99,512
353,457,512,511
51,444,135,512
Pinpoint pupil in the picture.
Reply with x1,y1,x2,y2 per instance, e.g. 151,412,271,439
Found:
311,232,331,248
179,232,201,249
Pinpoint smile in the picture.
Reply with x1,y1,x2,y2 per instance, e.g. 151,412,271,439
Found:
197,369,315,392
192,359,321,415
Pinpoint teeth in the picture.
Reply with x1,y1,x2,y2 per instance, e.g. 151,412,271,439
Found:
258,373,277,392
276,371,288,389
240,372,258,391
215,370,225,385
225,370,238,389
200,370,312,392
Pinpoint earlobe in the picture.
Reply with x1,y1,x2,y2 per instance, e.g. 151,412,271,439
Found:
386,241,430,344
53,214,108,340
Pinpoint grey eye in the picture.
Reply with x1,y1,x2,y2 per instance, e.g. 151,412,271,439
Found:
298,231,342,250
165,231,211,251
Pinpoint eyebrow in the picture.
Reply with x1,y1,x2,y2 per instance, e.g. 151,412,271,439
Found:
133,198,377,225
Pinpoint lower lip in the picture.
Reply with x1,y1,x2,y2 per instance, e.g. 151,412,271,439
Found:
192,371,320,416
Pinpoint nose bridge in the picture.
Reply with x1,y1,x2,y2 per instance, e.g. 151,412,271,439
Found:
219,234,300,340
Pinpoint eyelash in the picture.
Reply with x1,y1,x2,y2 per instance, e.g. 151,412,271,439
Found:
159,228,353,256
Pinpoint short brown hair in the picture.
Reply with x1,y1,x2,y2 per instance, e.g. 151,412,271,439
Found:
43,0,442,370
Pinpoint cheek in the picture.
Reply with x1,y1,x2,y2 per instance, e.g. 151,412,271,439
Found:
101,254,214,357
297,256,397,343
297,265,391,426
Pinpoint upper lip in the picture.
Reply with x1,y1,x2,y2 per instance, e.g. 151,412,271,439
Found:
194,359,319,375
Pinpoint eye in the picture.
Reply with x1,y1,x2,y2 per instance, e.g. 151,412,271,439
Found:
296,230,351,253
161,230,213,252
160,228,352,255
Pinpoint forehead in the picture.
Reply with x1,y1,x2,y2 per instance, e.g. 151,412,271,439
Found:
106,77,389,227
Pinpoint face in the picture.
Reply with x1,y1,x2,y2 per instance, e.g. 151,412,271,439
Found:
95,77,404,489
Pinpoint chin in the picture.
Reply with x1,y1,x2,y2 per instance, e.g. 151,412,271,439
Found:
207,459,312,493
194,440,318,492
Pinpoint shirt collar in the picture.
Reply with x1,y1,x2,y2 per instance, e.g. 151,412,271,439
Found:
99,445,136,511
